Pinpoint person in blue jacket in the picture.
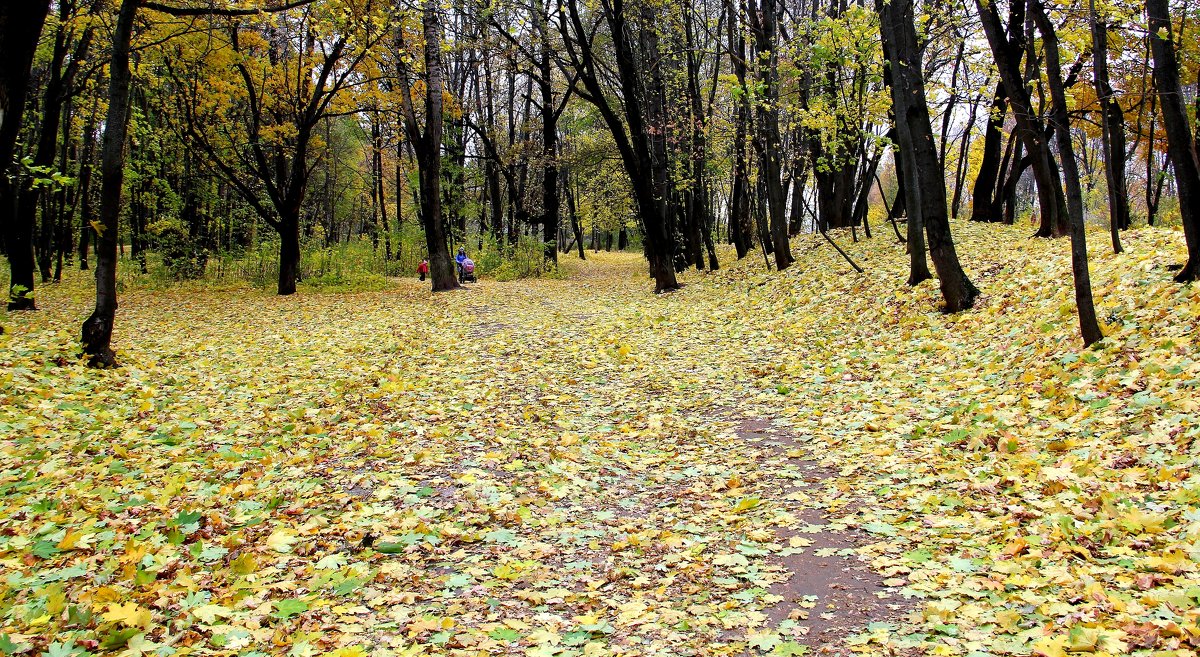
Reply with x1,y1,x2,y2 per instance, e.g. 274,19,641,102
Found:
455,248,466,277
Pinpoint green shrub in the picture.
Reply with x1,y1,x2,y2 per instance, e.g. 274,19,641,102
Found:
97,226,563,294
147,218,208,280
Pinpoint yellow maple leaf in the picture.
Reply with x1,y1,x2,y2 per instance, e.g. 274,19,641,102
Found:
266,529,298,553
732,496,761,512
190,604,232,624
102,602,152,628
1032,635,1069,657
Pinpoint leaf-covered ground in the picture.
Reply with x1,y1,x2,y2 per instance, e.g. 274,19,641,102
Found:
2,223,1199,657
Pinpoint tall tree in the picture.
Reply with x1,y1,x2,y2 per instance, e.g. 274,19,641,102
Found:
398,0,459,291
726,0,756,259
969,83,1008,223
975,0,1068,238
0,0,53,312
560,0,680,292
82,0,138,366
11,0,96,305
746,0,792,270
535,0,563,266
878,20,929,285
1029,0,1102,346
1146,0,1200,282
878,0,977,312
1089,0,1128,254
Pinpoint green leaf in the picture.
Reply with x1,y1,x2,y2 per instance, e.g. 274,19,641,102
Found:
861,521,897,536
0,635,24,656
272,599,309,620
948,557,980,573
484,528,520,546
31,541,61,559
170,509,202,527
488,627,521,642
98,628,139,652
772,641,808,656
43,642,77,657
904,549,933,563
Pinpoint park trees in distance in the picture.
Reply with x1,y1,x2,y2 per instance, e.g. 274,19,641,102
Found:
158,0,385,295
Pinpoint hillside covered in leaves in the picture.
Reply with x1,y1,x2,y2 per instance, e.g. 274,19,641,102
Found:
2,223,1199,657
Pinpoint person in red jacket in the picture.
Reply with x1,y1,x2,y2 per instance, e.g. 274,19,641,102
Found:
417,258,429,281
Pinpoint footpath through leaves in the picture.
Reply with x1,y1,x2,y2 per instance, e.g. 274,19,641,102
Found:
2,223,1200,657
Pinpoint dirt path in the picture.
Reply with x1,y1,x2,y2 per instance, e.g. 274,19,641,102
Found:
732,417,915,654
450,270,917,655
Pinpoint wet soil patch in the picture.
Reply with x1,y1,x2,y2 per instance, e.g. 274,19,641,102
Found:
735,417,915,655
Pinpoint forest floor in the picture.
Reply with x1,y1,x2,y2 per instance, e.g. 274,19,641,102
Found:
2,222,1199,657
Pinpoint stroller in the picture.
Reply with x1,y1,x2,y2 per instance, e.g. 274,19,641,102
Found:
459,259,477,283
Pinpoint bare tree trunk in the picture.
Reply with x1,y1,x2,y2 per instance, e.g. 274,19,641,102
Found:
536,0,558,266
879,42,929,284
416,3,457,290
1031,0,1103,345
1090,0,1128,254
565,169,584,259
747,0,792,270
879,0,976,311
1146,0,1200,281
82,0,137,367
975,0,1068,238
1,0,53,311
951,89,982,219
726,0,755,258
278,211,301,295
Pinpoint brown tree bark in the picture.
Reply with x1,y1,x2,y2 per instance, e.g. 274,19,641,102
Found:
1090,0,1129,253
1146,0,1200,281
879,0,977,312
1030,0,1103,346
82,0,138,367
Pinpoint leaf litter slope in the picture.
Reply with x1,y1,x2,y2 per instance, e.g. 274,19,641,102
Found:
1,223,1199,657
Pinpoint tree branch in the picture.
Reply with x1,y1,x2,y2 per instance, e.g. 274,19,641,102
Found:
142,0,315,17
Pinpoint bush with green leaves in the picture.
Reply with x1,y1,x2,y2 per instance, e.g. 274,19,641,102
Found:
148,218,208,280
